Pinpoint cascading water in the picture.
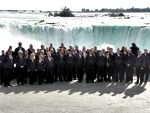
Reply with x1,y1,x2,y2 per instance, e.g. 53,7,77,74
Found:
0,23,150,52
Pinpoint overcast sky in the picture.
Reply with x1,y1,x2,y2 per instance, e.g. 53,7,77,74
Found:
0,0,150,11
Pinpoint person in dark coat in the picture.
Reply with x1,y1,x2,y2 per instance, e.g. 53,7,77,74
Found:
24,50,29,83
96,50,105,82
66,49,75,81
27,44,34,56
37,55,45,85
114,48,124,82
3,50,14,87
27,53,37,85
109,48,115,81
134,50,144,85
85,49,96,83
15,50,26,85
105,51,114,82
0,50,5,84
45,52,55,84
142,49,150,83
56,49,66,82
14,42,25,57
49,43,56,54
130,43,139,56
76,51,84,82
125,49,134,83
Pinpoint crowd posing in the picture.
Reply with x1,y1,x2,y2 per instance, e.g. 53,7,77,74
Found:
0,42,149,87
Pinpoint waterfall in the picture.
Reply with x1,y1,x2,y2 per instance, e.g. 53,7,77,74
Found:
0,23,150,52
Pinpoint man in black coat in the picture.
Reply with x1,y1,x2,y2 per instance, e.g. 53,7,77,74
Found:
85,49,96,83
130,43,139,56
56,49,66,82
0,50,5,84
96,50,105,82
66,49,75,81
114,48,124,82
142,49,150,83
125,49,134,82
14,42,25,57
134,50,144,84
3,50,14,87
45,52,55,84
15,50,26,85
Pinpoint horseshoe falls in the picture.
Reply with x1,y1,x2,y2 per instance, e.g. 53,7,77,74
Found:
0,12,150,52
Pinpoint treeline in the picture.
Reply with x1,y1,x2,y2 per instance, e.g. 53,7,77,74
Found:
82,7,150,12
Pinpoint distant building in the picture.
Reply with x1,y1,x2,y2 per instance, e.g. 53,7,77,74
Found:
85,9,90,12
82,8,85,12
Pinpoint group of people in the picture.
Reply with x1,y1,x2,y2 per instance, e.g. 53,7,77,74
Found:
0,42,149,87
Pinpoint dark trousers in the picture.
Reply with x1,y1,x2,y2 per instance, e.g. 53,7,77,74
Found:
3,68,13,86
86,64,95,82
53,64,58,82
73,66,77,80
67,64,73,81
136,67,144,83
37,70,44,84
144,66,149,82
29,71,35,84
115,64,123,82
77,66,84,82
126,66,133,82
97,65,106,82
105,66,111,81
57,64,64,81
46,68,53,84
0,67,4,84
17,68,25,84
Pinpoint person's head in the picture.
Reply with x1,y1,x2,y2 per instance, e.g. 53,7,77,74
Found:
79,50,82,55
109,48,113,53
89,49,93,55
82,46,86,51
7,49,12,56
18,50,23,56
107,47,110,51
1,50,5,55
94,46,97,51
47,52,51,57
99,50,103,56
61,43,64,47
29,44,33,49
124,47,127,52
50,43,53,48
106,51,109,56
39,54,44,60
18,42,22,48
102,49,105,53
41,45,44,49
68,49,72,54
127,49,131,54
138,50,141,56
144,49,148,54
40,50,45,56
46,47,49,52
69,46,72,50
30,53,35,59
117,48,120,53
25,50,28,56
132,43,136,47
75,45,78,50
